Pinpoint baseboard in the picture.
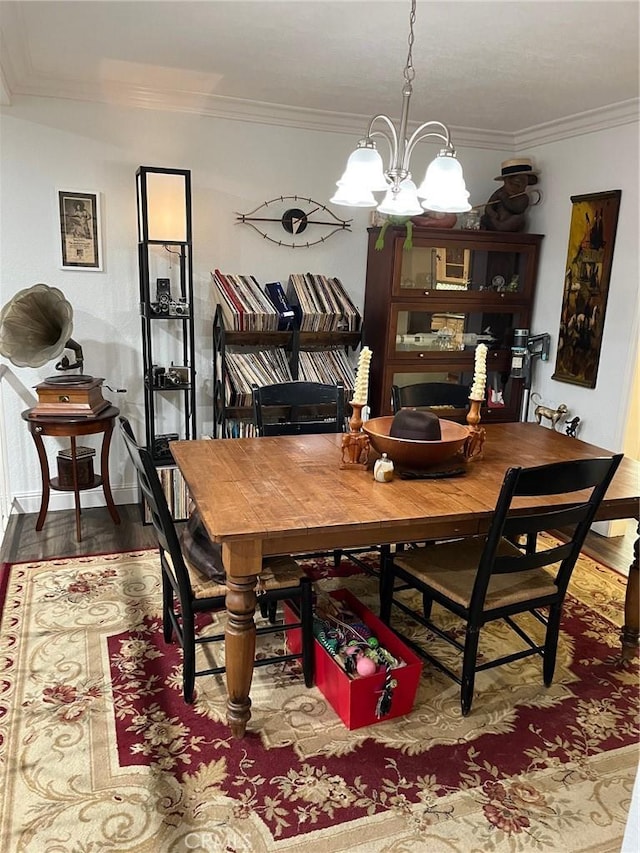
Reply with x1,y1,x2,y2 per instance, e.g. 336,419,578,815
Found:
9,485,139,515
591,520,633,538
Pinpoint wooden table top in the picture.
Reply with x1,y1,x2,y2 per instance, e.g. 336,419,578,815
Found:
171,424,639,561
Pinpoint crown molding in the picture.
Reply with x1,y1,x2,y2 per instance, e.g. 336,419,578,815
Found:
2,53,636,152
515,100,639,149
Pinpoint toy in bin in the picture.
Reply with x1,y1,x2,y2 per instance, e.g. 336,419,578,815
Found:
284,589,421,729
313,594,406,718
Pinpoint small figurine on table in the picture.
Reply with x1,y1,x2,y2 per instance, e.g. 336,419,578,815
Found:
565,416,581,438
480,158,540,233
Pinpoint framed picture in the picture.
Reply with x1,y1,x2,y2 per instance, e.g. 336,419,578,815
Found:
552,189,621,388
58,190,102,271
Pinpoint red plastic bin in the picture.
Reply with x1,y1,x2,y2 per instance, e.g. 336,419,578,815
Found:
284,588,422,730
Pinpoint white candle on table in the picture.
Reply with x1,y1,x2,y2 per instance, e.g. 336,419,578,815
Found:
470,343,488,401
352,346,372,405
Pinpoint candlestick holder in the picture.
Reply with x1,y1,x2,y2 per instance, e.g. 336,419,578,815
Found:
463,398,486,461
340,401,371,469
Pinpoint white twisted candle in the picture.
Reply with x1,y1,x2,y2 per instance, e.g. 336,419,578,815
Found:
470,343,488,401
352,346,372,405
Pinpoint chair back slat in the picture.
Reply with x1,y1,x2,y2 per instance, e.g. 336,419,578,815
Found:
470,454,623,613
511,456,619,496
252,380,345,436
502,503,593,540
493,541,574,575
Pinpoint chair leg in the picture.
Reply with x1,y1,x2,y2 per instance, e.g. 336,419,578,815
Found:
460,627,481,716
422,592,433,619
333,549,341,568
181,611,197,704
543,604,563,686
379,548,395,623
299,577,314,687
267,599,278,623
161,571,174,643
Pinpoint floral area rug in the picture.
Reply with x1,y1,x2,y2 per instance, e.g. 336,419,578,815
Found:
0,541,637,853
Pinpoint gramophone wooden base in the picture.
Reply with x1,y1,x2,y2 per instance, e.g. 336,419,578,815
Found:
33,378,109,417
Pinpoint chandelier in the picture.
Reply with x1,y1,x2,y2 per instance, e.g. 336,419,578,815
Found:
331,0,470,216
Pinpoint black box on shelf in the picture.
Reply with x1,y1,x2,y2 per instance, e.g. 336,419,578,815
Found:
56,454,95,489
153,433,179,458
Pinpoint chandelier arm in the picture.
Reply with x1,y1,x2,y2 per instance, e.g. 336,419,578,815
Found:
404,123,453,170
367,114,399,168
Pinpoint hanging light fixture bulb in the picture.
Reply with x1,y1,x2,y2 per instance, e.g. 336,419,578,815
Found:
331,0,470,216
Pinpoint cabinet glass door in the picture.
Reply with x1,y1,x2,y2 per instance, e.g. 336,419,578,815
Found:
394,242,534,297
383,366,522,421
392,305,527,356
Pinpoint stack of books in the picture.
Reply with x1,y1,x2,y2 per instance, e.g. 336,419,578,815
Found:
144,466,191,522
287,273,362,332
298,349,356,393
224,348,293,407
212,269,280,331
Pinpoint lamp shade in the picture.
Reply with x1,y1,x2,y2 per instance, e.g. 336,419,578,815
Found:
136,167,191,243
337,144,390,193
330,182,378,208
377,179,423,216
417,153,471,213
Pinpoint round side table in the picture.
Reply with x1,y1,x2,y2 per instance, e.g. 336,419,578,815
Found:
22,405,121,542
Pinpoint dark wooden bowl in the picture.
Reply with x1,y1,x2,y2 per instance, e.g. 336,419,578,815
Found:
363,416,469,470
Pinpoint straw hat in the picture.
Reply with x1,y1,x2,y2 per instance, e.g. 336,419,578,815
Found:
494,158,539,184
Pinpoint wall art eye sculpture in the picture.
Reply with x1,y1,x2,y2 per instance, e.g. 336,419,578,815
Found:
236,195,352,248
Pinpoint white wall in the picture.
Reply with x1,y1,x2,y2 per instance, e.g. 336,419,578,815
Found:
524,122,640,452
0,95,637,515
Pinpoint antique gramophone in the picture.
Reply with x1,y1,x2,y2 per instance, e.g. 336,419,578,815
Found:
0,283,109,416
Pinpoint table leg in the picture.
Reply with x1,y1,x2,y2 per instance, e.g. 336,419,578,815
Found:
70,436,82,542
224,574,257,738
30,428,50,532
100,420,120,525
620,521,639,661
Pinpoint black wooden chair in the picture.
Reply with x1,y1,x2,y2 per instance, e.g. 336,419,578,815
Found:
252,380,346,435
119,416,314,703
379,454,622,715
252,380,382,575
391,381,470,415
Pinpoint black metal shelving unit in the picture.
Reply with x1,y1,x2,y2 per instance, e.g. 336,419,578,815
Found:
212,304,361,438
136,166,196,520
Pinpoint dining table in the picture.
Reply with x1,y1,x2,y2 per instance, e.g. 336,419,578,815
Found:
171,422,639,738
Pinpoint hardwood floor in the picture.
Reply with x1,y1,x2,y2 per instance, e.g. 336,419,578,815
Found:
0,504,158,564
1,504,637,573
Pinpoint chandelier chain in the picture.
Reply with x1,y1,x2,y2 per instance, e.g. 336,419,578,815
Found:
403,0,417,85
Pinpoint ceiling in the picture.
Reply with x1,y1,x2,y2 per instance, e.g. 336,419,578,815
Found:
1,1,638,145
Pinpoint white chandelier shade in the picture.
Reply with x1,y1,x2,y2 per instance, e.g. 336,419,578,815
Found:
377,179,423,216
417,151,471,212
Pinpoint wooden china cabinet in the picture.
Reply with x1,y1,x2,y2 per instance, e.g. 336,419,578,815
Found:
362,225,544,421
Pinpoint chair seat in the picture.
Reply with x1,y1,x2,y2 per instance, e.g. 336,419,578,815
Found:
184,551,305,600
393,536,558,611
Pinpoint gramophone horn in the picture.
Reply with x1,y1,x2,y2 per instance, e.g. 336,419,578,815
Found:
0,283,73,368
